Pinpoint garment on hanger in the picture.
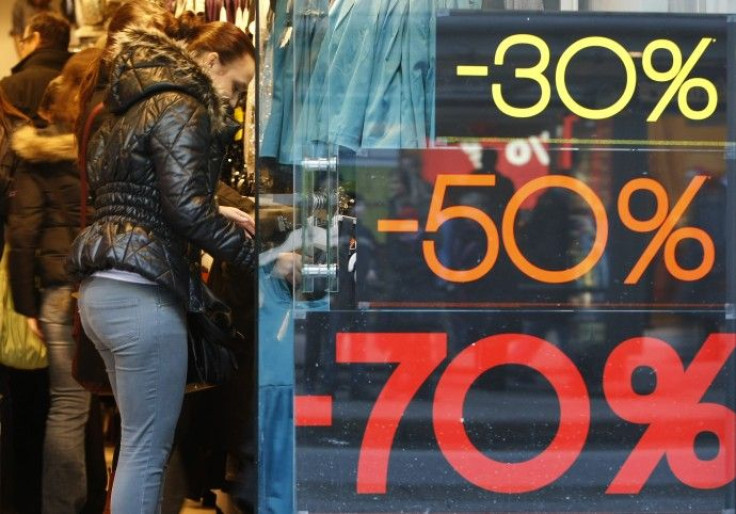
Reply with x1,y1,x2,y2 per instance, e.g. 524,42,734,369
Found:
214,0,245,23
261,0,328,163
259,0,290,161
257,264,327,514
205,0,218,21
261,0,483,164
296,0,436,155
297,0,382,155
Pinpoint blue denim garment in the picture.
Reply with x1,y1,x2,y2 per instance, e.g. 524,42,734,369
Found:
258,265,327,513
259,0,291,161
297,0,384,153
363,0,483,148
361,0,409,149
261,0,329,163
257,267,295,514
265,0,482,162
293,0,358,158
40,285,91,514
300,0,482,156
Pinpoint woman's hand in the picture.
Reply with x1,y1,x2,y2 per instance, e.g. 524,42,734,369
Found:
219,205,255,237
272,252,303,286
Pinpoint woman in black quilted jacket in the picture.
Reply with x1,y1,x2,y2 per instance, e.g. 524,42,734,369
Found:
67,18,256,513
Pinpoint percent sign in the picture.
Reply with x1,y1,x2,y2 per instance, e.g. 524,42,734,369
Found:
618,176,714,284
643,38,718,122
604,334,736,493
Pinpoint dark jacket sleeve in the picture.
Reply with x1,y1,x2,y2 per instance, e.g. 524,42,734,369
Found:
149,98,255,269
7,168,43,317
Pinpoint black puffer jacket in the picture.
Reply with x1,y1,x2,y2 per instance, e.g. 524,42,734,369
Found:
68,28,255,311
8,124,79,317
0,116,27,256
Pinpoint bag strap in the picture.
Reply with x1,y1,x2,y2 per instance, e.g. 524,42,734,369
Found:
79,102,104,230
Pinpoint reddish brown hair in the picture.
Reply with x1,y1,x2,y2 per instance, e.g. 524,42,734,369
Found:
186,21,255,66
41,48,102,129
75,0,176,142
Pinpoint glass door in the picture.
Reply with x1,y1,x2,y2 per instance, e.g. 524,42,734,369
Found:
257,2,736,512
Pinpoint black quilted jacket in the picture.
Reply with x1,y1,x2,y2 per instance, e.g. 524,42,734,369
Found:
68,27,255,311
8,124,80,317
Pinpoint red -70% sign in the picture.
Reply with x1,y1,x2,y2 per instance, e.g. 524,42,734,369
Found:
296,333,735,495
378,174,715,284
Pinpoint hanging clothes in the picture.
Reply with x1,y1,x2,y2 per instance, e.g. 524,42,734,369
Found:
261,0,483,164
296,0,379,156
205,0,219,21
261,0,329,163
259,0,292,161
257,264,327,514
257,266,294,514
362,0,414,148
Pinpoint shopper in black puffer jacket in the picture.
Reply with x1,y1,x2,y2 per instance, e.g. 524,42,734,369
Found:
69,26,255,308
8,114,79,320
67,17,256,514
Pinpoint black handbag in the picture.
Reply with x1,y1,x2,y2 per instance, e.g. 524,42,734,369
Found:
72,303,112,395
73,282,242,394
186,284,244,386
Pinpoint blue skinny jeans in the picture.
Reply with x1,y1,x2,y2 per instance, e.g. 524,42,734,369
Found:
78,276,187,514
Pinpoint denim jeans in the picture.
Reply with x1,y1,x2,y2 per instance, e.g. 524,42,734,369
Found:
39,285,91,514
79,276,187,514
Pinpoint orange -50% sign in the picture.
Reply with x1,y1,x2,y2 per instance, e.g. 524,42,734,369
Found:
378,174,714,285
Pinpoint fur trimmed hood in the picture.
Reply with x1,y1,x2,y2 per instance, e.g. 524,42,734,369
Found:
11,125,77,163
107,27,228,133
